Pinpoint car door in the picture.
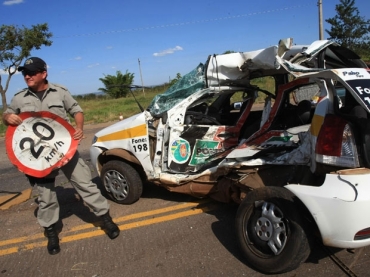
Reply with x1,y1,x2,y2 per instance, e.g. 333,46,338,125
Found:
166,90,254,173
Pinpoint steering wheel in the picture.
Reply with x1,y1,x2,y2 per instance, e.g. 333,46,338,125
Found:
199,102,209,115
185,111,221,125
184,102,221,125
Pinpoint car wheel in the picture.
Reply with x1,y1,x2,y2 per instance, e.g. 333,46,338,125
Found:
101,160,143,204
235,186,310,274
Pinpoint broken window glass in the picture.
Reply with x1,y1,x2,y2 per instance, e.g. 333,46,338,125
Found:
147,64,205,116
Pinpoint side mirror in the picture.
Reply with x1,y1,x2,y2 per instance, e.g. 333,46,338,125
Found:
232,102,243,110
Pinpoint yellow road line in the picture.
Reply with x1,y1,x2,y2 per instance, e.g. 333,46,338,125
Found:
0,200,216,256
0,200,209,248
62,205,213,243
69,199,210,232
0,247,18,256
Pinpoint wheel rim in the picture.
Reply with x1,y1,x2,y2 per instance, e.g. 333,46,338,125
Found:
246,201,288,256
103,169,129,201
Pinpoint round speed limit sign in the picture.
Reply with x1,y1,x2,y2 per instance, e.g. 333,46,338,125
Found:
6,111,79,178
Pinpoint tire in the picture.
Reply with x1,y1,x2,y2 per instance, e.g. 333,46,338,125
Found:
235,186,310,274
101,160,143,204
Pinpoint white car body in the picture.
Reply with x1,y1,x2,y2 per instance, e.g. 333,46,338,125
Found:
90,38,370,250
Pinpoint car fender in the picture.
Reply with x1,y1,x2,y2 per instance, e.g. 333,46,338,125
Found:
285,168,370,248
92,112,154,175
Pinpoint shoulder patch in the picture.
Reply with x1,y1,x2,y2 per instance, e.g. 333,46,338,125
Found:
50,83,68,91
14,88,28,96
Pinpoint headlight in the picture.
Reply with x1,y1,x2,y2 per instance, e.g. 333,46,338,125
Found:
92,136,98,144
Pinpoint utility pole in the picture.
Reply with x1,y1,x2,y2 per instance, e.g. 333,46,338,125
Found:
138,58,145,96
318,0,324,40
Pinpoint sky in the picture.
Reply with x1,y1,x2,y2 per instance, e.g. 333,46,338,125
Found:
1,0,370,102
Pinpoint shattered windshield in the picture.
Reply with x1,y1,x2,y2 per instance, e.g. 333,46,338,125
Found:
147,63,206,116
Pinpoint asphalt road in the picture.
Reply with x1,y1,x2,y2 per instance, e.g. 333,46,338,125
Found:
0,121,369,277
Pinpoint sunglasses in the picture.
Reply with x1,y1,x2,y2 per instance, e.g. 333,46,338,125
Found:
22,70,43,77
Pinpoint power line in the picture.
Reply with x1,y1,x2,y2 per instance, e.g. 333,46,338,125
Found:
55,4,312,39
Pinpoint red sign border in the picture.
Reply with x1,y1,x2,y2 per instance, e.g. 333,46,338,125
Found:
5,111,79,178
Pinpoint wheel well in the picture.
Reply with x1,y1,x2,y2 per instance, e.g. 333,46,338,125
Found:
97,148,147,182
288,191,320,242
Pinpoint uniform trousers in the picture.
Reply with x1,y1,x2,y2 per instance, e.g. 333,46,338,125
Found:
27,151,109,227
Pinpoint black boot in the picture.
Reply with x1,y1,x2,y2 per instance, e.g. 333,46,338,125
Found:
100,212,120,239
44,225,60,255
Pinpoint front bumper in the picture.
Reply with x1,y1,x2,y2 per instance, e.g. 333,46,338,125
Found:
285,168,370,248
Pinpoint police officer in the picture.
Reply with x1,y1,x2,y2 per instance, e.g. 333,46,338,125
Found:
2,57,120,255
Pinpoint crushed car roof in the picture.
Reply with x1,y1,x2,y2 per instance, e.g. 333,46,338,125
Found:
148,38,367,116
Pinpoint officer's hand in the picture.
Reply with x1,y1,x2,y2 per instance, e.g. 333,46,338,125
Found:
73,127,84,140
3,114,22,126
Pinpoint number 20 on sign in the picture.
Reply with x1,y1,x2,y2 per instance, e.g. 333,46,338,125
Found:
6,111,79,178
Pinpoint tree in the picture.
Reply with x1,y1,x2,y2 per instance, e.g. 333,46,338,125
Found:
325,0,370,58
0,23,53,110
98,70,135,98
169,72,182,86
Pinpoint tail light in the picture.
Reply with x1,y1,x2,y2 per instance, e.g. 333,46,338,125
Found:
315,114,359,168
355,227,370,240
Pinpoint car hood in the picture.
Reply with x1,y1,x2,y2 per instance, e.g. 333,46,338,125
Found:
93,112,147,144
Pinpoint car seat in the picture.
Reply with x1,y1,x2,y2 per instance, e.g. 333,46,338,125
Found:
284,99,312,128
296,99,312,124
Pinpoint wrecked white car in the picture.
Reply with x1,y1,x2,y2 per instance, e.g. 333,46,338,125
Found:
90,38,370,273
